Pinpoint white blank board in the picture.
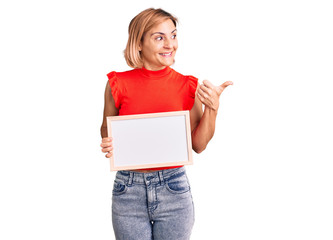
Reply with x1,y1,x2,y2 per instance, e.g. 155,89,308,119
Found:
106,111,193,171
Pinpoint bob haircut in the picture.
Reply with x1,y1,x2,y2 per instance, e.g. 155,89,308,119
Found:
124,8,178,69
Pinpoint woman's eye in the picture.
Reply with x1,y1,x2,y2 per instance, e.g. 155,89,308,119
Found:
172,34,177,39
156,36,163,41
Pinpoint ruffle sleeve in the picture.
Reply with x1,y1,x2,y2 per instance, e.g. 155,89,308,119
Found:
187,75,199,110
106,71,122,109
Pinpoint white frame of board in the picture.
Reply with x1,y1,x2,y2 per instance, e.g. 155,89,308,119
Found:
106,111,193,171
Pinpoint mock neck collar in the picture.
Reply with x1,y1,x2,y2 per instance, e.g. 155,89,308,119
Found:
139,66,171,78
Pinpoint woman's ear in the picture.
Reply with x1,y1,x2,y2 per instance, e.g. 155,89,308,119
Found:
138,42,142,52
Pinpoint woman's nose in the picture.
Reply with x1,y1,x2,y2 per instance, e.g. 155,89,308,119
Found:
164,38,173,49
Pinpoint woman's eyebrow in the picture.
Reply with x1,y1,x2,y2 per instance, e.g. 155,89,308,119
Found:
151,29,177,36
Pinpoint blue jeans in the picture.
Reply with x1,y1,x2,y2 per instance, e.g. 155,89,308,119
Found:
112,167,195,240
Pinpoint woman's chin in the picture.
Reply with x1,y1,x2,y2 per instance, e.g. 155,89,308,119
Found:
163,59,176,67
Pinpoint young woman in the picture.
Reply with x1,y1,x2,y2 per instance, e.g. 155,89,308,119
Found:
100,8,233,240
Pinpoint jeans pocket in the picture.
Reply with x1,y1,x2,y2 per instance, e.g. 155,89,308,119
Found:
165,172,191,194
112,179,127,196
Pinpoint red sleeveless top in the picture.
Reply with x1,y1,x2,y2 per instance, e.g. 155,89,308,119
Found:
107,66,198,171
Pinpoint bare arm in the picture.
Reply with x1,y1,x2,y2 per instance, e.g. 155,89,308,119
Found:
190,84,217,153
100,80,119,158
100,80,119,138
190,80,233,153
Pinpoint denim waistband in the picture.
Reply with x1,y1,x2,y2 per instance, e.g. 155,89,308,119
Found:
115,167,186,185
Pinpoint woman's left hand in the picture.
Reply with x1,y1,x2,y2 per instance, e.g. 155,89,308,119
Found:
197,80,233,111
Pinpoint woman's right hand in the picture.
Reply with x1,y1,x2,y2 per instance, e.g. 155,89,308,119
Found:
100,137,113,158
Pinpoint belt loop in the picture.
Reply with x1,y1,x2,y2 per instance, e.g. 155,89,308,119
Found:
128,172,134,186
158,171,164,185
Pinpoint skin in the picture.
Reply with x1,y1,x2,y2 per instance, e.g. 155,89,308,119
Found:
139,19,178,70
100,19,233,171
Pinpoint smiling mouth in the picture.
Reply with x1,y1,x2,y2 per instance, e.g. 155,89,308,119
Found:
159,52,172,57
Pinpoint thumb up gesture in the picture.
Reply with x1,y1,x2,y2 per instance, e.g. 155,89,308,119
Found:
197,80,233,111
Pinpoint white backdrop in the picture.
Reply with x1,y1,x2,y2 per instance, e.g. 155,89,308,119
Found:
1,0,332,239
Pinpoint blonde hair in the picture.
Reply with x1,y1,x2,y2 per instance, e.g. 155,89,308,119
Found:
124,8,178,69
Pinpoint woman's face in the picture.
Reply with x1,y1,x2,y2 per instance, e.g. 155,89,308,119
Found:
139,19,178,71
